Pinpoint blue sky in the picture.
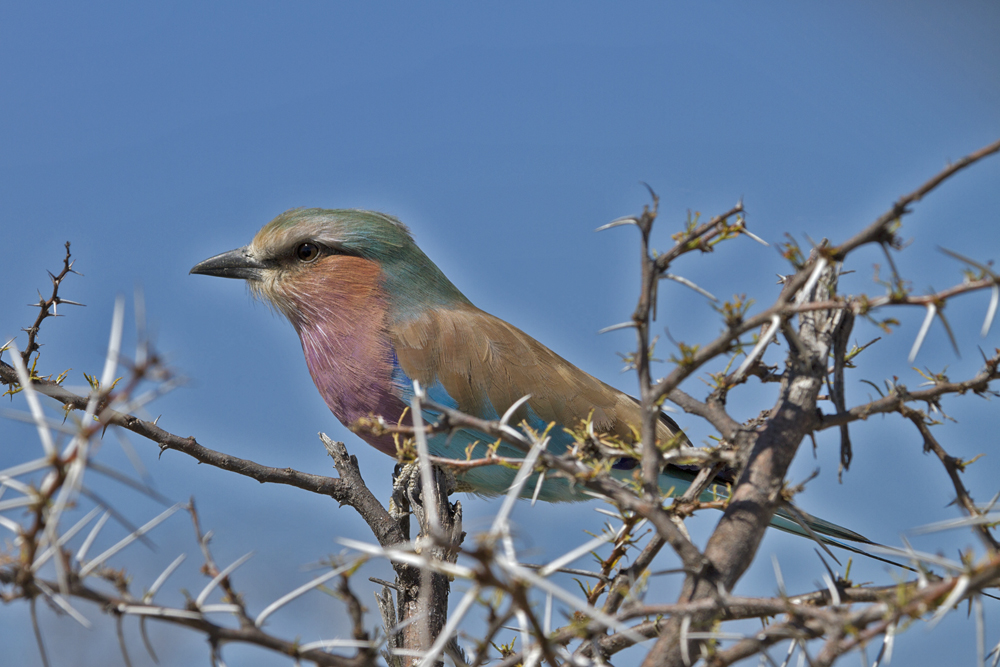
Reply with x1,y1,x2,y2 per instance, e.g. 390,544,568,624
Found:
2,3,999,665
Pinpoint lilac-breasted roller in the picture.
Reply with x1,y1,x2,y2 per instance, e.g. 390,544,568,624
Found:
191,208,872,548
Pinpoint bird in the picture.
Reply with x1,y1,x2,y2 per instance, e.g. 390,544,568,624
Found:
191,207,872,551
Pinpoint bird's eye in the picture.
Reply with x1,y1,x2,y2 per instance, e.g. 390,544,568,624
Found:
295,242,321,262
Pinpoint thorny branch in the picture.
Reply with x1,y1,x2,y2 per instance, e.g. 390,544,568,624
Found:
2,137,999,667
597,138,1000,667
901,407,1000,552
0,389,382,664
645,136,1000,414
14,241,84,370
0,507,378,667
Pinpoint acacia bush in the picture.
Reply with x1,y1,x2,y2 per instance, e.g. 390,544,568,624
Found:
2,138,999,667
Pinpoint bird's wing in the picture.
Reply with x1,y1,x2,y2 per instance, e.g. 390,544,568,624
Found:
390,304,689,500
391,304,679,448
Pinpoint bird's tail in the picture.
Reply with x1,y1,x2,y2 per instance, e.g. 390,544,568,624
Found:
769,506,871,545
658,467,903,567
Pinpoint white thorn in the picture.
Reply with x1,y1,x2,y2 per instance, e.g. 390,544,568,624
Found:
926,575,969,629
795,258,828,306
75,510,112,564
908,304,937,363
195,551,254,608
662,273,718,301
410,384,440,538
734,314,781,380
99,294,126,390
255,563,351,627
35,579,92,628
596,216,638,232
145,554,187,602
6,342,56,457
598,321,636,334
417,585,481,667
79,504,181,578
982,284,998,337
492,437,549,538
500,394,532,429
33,507,103,571
741,228,769,246
539,532,613,577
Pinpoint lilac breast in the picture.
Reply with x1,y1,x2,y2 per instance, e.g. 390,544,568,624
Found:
299,320,409,456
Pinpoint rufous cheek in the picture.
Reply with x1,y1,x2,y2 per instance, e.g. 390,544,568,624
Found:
274,256,383,326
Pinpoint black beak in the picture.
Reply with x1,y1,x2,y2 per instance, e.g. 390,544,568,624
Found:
190,247,268,281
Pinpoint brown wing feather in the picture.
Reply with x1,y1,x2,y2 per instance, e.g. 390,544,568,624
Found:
392,305,677,444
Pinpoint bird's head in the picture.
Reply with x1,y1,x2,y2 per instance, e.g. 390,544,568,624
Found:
191,208,470,328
